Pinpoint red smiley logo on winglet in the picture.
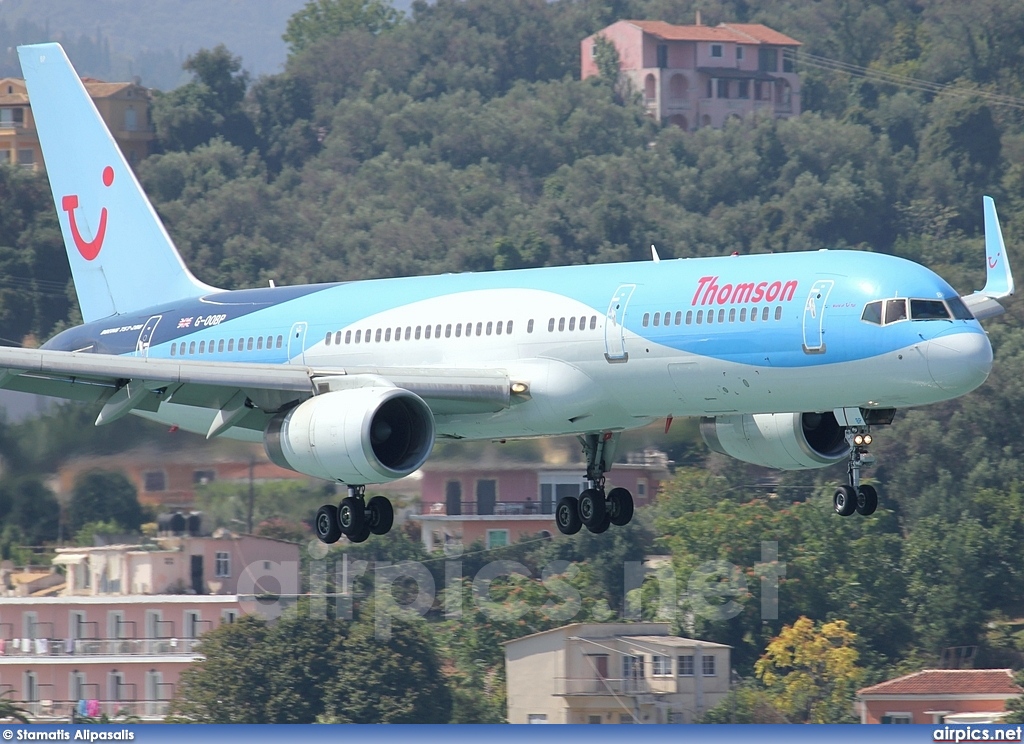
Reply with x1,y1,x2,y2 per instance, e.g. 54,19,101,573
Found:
61,166,113,261
989,253,1000,269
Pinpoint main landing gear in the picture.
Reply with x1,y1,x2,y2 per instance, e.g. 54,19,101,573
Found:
833,428,879,517
315,486,395,544
555,432,635,536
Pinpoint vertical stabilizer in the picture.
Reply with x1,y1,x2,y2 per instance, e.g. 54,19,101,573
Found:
18,43,218,322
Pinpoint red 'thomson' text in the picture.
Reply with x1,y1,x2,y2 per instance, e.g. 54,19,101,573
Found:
691,276,799,306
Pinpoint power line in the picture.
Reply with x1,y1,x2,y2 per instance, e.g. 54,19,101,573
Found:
787,50,1024,111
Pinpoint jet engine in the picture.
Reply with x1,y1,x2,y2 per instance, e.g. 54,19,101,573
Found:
699,412,849,470
264,387,435,483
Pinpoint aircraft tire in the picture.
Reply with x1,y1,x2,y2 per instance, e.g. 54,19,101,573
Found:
367,495,394,535
856,484,878,516
315,505,342,544
338,496,366,535
578,488,607,528
833,485,857,517
587,512,611,534
607,487,634,526
556,496,582,535
348,523,372,543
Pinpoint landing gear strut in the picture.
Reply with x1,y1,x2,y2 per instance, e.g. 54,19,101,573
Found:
315,486,395,544
833,428,878,517
555,432,635,536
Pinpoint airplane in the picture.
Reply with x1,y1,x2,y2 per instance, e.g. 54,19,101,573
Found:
8,42,1014,544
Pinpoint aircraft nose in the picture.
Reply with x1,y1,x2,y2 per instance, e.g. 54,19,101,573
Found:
926,330,993,393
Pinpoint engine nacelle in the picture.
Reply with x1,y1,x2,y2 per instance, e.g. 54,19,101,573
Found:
700,412,849,470
264,387,435,484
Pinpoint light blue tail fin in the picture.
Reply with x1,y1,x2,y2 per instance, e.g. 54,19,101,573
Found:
18,43,218,322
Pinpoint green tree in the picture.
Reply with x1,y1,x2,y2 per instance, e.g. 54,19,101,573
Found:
68,470,144,535
700,682,789,723
283,0,401,55
0,476,61,545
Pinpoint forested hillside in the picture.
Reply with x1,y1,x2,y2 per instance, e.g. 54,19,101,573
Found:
3,0,1024,722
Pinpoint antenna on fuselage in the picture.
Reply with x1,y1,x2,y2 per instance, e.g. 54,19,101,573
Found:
651,245,661,262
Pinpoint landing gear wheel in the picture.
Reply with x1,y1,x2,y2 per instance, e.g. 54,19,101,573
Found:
556,496,582,535
587,512,611,534
578,488,607,529
315,505,342,544
347,523,372,543
833,485,857,517
856,484,878,516
607,487,634,526
338,496,366,535
367,495,394,536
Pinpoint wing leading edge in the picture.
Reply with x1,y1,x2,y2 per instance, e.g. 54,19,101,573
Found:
0,347,512,438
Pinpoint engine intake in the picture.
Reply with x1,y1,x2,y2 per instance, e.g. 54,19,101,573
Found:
700,412,849,470
265,387,435,483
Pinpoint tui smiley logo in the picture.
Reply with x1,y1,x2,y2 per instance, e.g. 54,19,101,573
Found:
61,166,113,261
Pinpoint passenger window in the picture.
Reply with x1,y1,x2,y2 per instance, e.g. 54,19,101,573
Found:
228,339,234,352
199,341,206,353
189,342,196,354
435,324,442,338
548,318,555,332
643,313,650,327
415,326,422,340
707,309,714,324
558,318,565,332
257,336,263,350
761,307,770,321
696,310,703,324
775,306,782,321
579,316,586,330
674,311,682,325
375,329,382,342
884,299,907,324
386,328,392,342
718,309,725,323
325,332,332,345
396,326,402,340
218,340,225,352
345,331,351,344
355,330,361,343
911,299,951,320
424,325,431,340
335,331,342,345
247,338,254,351
946,296,974,320
170,344,176,357
495,321,503,336
276,335,283,348
751,308,758,322
653,313,660,327
569,317,576,331
525,319,532,333
729,309,736,323
740,308,747,322
455,324,462,338
476,322,482,336
486,322,493,336
405,327,412,340
590,316,597,330
685,310,693,325
507,321,514,333
445,324,452,338
861,301,882,325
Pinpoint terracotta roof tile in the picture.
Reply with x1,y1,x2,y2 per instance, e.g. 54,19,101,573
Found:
625,20,800,46
859,670,1021,697
720,23,802,46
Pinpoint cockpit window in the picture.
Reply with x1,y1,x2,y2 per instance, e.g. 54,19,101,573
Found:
910,299,951,320
884,298,907,324
946,296,975,320
861,301,882,325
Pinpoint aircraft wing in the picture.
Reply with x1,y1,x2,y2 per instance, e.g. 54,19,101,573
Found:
0,346,511,437
962,196,1015,320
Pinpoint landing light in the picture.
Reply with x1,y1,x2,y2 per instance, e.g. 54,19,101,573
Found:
511,382,529,395
852,434,873,446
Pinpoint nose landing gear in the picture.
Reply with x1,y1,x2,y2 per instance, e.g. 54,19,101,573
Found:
555,432,636,536
833,428,878,517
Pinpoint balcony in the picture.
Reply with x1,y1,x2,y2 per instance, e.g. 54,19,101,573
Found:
423,500,554,517
25,698,171,722
1,637,201,657
554,677,651,696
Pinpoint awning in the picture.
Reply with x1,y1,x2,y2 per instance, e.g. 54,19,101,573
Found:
52,554,87,566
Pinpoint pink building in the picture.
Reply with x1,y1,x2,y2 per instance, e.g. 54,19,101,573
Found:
0,533,300,721
413,455,669,551
581,20,801,129
857,669,1022,724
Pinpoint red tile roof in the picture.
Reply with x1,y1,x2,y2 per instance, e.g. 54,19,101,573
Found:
625,20,800,46
859,670,1021,697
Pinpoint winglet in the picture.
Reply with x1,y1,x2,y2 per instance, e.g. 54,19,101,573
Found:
962,196,1015,320
651,244,661,263
981,196,1014,299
